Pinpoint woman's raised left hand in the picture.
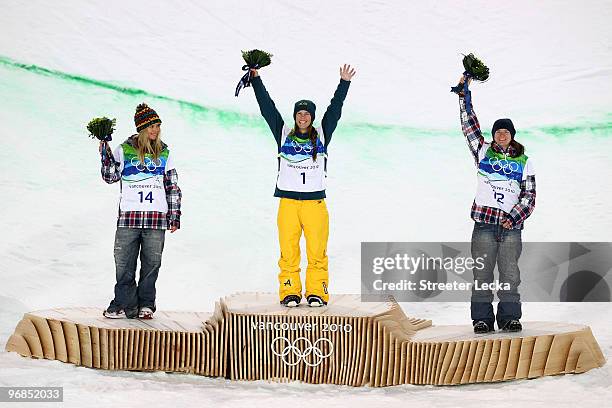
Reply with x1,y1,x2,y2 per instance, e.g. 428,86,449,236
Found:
340,64,356,81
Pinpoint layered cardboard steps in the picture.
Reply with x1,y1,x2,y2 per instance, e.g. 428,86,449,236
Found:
5,293,605,386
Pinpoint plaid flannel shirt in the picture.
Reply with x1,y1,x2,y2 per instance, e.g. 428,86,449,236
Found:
101,143,182,230
459,95,536,229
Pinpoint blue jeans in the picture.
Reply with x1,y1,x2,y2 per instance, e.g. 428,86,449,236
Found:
470,222,522,328
107,228,165,315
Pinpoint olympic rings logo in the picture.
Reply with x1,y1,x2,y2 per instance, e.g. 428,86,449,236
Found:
488,157,519,175
130,156,162,172
271,336,333,367
291,140,314,154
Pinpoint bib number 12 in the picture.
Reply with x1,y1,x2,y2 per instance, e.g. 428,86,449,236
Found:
494,192,504,204
138,191,154,203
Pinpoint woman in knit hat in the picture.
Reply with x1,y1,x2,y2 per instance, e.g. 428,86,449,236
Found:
457,75,536,334
249,64,356,307
99,103,182,319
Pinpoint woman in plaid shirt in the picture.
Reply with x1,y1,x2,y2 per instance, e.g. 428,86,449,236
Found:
99,103,182,319
458,76,536,334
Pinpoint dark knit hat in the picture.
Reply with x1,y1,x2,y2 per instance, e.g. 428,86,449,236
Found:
134,103,162,132
491,118,516,139
293,100,316,122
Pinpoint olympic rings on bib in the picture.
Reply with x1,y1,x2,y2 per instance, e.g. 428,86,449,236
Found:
291,140,314,154
488,157,519,175
130,156,162,172
270,336,333,367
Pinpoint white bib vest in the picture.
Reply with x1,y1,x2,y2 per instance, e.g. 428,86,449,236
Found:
474,143,534,213
113,143,174,213
276,126,327,192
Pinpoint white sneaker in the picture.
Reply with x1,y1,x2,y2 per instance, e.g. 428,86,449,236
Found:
138,307,154,319
103,309,126,319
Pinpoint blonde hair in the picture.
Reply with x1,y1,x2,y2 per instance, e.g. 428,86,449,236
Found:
135,128,163,164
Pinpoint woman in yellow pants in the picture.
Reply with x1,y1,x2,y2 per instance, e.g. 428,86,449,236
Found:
249,64,356,307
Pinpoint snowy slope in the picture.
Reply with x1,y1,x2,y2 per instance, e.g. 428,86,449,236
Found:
1,1,611,407
1,0,611,127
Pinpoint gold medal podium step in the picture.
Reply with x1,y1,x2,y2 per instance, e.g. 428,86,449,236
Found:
5,293,605,387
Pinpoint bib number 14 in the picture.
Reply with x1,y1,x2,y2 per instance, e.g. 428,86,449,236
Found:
138,191,154,203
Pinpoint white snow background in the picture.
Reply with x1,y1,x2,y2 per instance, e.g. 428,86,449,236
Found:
0,0,611,406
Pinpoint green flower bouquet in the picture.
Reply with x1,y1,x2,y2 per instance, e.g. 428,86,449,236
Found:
235,49,273,96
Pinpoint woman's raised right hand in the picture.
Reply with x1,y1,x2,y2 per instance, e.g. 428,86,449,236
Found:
458,74,472,85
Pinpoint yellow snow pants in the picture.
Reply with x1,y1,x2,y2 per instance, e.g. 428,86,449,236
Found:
277,198,329,302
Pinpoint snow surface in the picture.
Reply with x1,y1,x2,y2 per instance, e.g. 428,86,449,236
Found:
1,1,611,407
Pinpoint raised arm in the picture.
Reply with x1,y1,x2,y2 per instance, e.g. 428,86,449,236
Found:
321,64,355,147
458,76,485,166
100,141,121,184
250,70,284,146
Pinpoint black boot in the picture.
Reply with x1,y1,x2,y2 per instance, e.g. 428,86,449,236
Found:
501,319,522,332
280,295,301,308
307,295,327,307
473,320,494,334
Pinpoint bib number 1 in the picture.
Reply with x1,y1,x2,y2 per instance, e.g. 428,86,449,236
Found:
300,172,306,184
138,191,154,203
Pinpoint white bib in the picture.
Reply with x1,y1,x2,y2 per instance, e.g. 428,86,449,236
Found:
276,126,327,192
113,144,173,213
474,143,534,213
120,174,168,212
